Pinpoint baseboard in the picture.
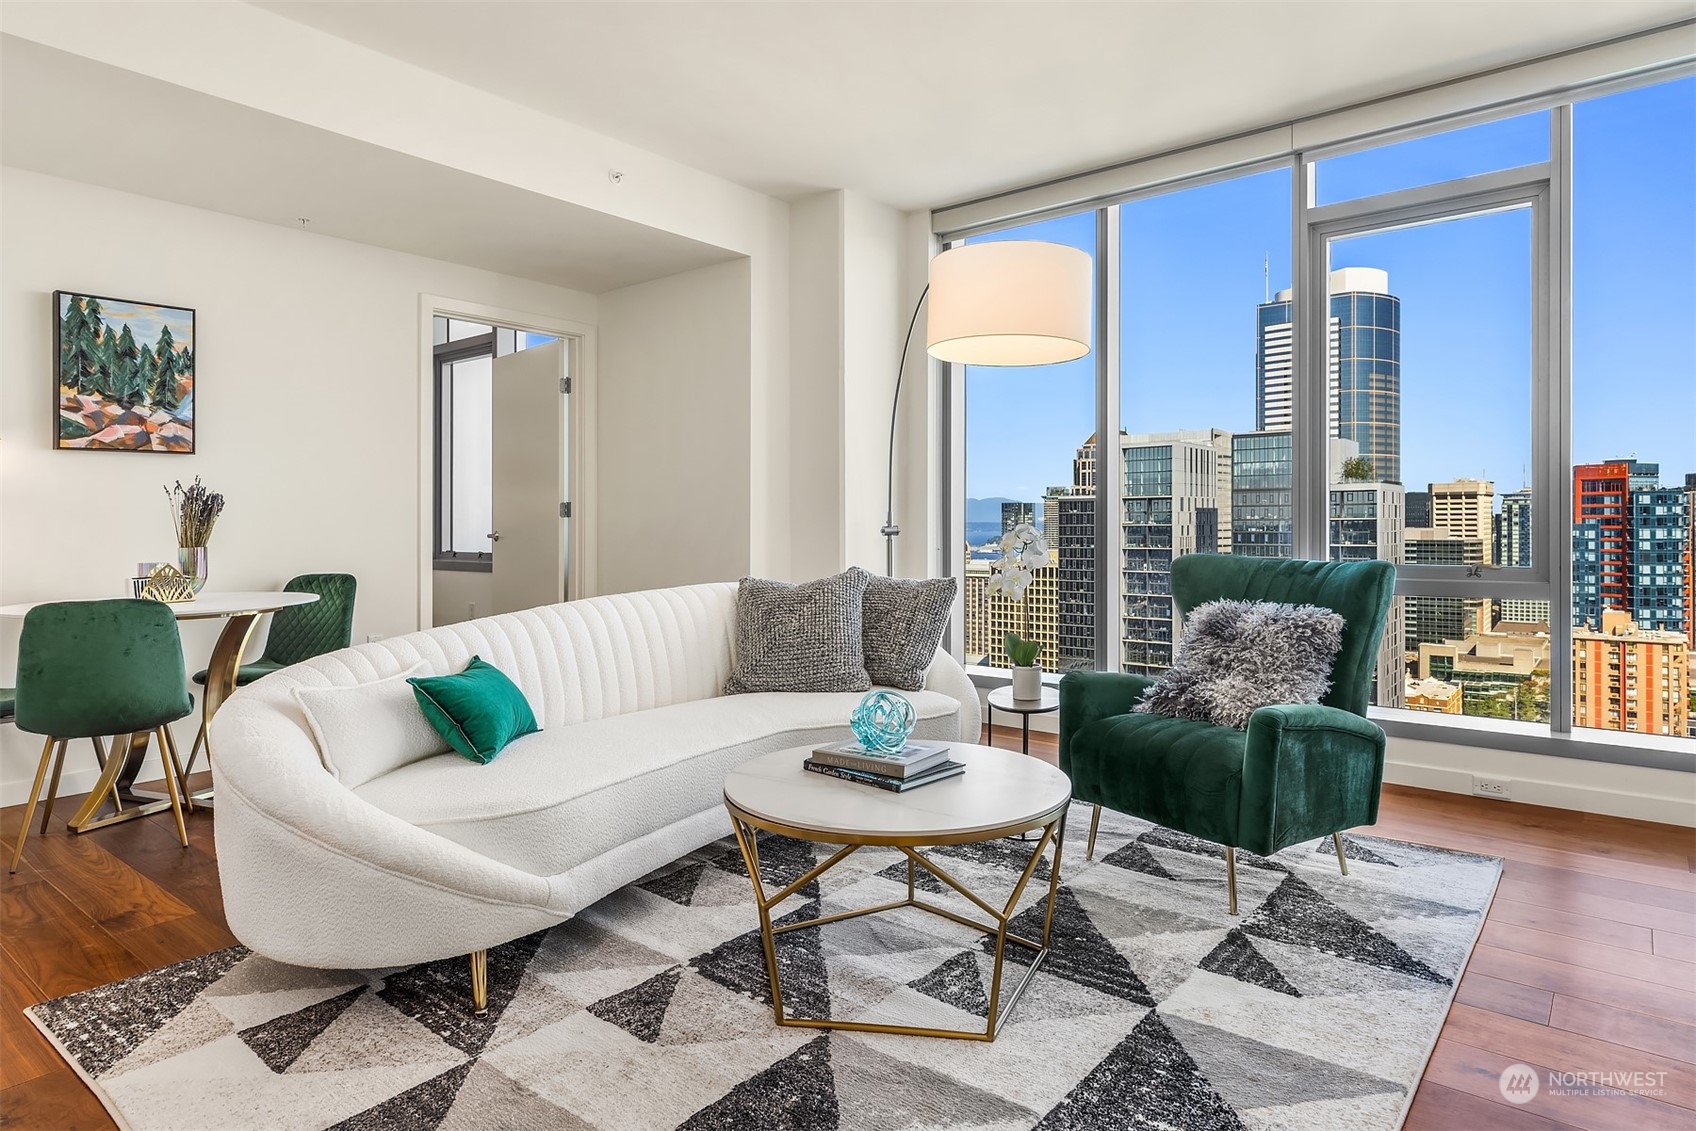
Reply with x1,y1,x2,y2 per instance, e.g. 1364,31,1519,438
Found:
1384,753,1696,828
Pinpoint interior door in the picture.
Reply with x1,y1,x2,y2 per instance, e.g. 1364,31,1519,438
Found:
491,339,568,613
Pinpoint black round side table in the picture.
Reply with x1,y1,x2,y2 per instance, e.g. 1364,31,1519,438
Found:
986,685,1060,758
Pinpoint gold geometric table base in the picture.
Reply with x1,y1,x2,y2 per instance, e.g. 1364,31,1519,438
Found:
725,803,1067,1041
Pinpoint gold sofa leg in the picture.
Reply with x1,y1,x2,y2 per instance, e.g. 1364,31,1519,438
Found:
470,950,488,1015
1226,847,1238,916
1086,804,1102,860
1333,832,1349,876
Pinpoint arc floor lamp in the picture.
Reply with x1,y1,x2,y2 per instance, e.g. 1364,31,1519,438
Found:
883,239,1094,575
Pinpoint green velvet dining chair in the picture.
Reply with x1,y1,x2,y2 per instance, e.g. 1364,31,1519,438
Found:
184,573,357,775
8,600,195,872
1059,555,1395,914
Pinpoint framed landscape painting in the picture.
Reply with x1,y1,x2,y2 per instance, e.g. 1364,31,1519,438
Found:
55,291,195,452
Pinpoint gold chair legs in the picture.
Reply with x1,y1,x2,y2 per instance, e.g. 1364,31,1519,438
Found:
1333,832,1349,875
9,737,58,873
470,950,488,1015
1086,803,1102,860
8,729,191,873
1226,847,1238,916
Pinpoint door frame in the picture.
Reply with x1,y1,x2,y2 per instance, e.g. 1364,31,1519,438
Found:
417,295,597,630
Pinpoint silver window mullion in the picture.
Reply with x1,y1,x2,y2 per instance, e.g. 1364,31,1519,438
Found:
1096,206,1122,671
1549,104,1576,735
1293,158,1328,560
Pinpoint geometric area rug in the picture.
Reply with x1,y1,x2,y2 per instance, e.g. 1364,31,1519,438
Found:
27,803,1500,1131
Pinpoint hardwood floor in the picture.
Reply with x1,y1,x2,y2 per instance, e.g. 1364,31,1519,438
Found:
2,739,1692,1130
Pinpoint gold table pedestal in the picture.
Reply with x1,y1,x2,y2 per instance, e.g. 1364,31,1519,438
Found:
725,801,1067,1042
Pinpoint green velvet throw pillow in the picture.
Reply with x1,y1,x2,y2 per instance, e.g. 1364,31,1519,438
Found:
408,656,538,764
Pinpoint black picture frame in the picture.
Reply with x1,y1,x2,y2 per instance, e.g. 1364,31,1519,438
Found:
53,290,196,453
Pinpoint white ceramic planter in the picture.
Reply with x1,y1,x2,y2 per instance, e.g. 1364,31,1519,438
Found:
1011,664,1043,701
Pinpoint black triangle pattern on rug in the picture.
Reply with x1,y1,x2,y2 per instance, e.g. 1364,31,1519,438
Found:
1099,838,1175,879
985,886,1155,1007
326,1060,475,1131
639,861,709,906
238,986,366,1073
710,833,822,901
908,950,990,1018
379,929,548,1057
1243,874,1449,984
585,965,683,1043
678,1034,838,1131
1139,827,1286,872
873,858,948,894
1317,835,1399,867
27,945,249,1077
690,900,830,1019
1197,930,1301,998
1032,1010,1247,1130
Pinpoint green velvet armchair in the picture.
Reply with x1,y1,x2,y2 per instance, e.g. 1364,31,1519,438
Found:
1059,555,1395,914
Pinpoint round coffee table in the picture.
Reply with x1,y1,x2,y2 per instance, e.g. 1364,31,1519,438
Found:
722,741,1072,1041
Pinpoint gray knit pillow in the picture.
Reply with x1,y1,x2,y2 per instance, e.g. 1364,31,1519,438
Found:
1136,599,1345,730
859,570,957,691
724,571,872,694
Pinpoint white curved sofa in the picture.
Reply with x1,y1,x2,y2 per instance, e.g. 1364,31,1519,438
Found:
210,581,980,970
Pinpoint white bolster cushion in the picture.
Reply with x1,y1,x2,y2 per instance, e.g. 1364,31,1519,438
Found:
291,664,445,788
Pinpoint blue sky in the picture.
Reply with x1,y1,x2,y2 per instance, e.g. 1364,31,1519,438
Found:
967,76,1695,507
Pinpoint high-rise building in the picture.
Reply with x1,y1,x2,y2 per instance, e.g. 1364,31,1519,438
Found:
1042,487,1066,539
963,559,1058,669
1572,460,1690,635
1405,491,1432,529
1231,431,1295,559
1001,500,1035,535
1497,488,1533,568
1430,479,1496,563
1256,267,1402,482
1404,527,1490,648
1121,431,1230,676
1572,610,1688,738
1329,482,1406,705
1056,492,1096,671
1686,473,1695,647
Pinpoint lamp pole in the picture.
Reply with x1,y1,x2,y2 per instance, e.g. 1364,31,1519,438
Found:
882,284,929,577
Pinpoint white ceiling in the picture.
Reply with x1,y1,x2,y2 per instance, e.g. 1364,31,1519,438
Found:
0,36,739,293
258,0,1693,210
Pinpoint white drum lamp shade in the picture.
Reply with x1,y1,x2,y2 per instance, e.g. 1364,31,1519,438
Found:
925,240,1093,366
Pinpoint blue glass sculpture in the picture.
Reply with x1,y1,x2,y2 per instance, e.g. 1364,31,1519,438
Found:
849,690,917,754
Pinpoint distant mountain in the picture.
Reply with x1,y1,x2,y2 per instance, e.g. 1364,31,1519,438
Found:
965,496,1020,525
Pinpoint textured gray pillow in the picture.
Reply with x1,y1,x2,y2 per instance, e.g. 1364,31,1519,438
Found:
1135,599,1345,730
724,571,872,694
859,569,957,691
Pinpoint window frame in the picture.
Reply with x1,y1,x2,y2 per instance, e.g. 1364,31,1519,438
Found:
944,71,1694,772
433,330,497,572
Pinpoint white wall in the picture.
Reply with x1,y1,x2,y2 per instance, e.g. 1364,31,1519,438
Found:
0,167,596,799
596,259,754,593
431,569,492,626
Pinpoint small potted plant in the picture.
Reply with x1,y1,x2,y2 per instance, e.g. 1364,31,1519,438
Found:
986,522,1048,700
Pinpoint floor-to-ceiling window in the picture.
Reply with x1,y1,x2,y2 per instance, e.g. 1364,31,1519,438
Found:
948,69,1693,762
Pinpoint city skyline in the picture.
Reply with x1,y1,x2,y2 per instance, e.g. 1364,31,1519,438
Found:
964,79,1694,509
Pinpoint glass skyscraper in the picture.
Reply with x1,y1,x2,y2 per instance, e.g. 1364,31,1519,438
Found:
1256,268,1403,483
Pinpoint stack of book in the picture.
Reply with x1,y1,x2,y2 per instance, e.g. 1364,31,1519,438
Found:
804,740,964,792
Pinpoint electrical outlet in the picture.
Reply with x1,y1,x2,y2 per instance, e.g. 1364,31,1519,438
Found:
1472,776,1512,800
366,634,385,643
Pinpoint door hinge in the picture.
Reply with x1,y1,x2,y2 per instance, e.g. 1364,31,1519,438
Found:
560,502,571,519
560,376,571,394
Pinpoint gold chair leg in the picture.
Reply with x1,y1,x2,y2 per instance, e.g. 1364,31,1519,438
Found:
183,720,206,781
91,737,123,815
8,737,57,873
155,727,190,848
1086,804,1102,861
470,950,488,1015
38,740,69,834
1333,832,1349,876
1226,847,1239,916
160,726,193,813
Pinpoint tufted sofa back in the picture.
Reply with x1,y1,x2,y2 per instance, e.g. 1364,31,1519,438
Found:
237,582,738,732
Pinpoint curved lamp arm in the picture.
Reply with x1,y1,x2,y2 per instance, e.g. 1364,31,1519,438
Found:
882,283,929,577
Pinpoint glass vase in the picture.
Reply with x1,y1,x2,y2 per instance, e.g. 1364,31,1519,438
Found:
177,545,209,594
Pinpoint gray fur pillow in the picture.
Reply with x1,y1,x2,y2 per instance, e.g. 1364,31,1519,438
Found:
859,569,957,691
1135,599,1345,729
725,571,872,694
